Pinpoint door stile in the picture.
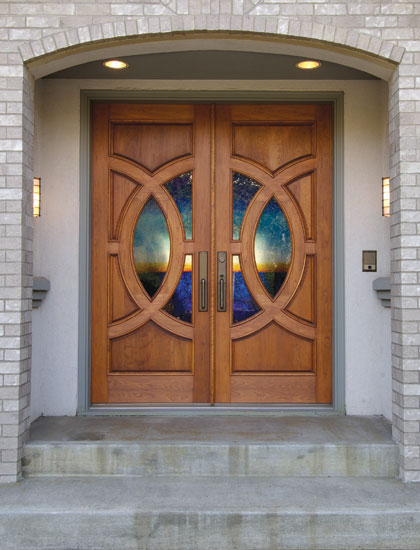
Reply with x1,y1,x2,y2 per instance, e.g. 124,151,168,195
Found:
313,104,333,404
214,105,233,402
209,105,216,405
192,105,212,402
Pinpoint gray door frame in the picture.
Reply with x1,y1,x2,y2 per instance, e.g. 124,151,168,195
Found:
78,90,345,415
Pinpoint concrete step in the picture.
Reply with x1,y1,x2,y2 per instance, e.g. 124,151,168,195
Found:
1,475,420,550
23,415,399,478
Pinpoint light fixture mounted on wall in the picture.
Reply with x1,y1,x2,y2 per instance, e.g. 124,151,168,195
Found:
382,177,390,217
33,177,41,218
103,59,129,70
296,60,322,70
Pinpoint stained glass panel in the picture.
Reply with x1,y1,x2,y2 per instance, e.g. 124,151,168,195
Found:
133,196,170,298
164,172,192,239
232,172,262,240
255,197,291,298
163,255,192,323
232,255,261,324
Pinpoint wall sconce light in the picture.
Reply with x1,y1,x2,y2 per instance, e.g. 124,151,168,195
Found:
382,177,390,217
33,177,41,217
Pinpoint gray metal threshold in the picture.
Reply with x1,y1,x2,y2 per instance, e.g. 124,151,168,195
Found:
81,403,343,416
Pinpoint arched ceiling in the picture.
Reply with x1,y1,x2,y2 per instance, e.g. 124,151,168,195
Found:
45,50,378,80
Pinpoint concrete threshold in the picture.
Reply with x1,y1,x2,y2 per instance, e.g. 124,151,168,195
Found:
23,415,399,478
1,475,420,550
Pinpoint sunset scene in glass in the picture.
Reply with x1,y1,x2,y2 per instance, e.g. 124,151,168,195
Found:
163,255,192,323
133,196,170,298
254,197,291,298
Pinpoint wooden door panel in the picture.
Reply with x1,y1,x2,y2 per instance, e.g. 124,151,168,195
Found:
232,322,314,373
108,375,193,403
110,172,139,240
112,123,193,174
230,375,316,403
109,254,139,323
91,103,211,404
285,255,316,325
285,173,316,241
110,321,193,372
233,123,314,175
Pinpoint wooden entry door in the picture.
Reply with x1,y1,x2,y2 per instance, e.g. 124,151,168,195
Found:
90,103,333,405
214,105,332,403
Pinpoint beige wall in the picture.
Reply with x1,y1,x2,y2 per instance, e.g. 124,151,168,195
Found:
31,77,390,418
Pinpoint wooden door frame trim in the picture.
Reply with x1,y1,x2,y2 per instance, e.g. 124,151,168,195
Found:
78,90,344,415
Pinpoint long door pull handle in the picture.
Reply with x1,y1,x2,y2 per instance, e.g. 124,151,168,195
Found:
198,252,208,312
200,278,207,311
217,251,227,312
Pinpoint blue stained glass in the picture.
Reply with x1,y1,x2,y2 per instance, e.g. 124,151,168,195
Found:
133,196,170,299
255,197,291,298
232,255,261,324
163,255,192,323
164,172,192,239
232,172,262,240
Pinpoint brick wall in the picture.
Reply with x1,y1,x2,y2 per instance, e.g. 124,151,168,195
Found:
0,0,419,482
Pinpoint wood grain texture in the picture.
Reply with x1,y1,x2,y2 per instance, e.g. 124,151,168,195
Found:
231,374,316,403
286,173,315,241
109,254,139,323
232,322,314,373
110,321,192,372
112,123,193,174
286,255,316,325
110,171,139,240
108,375,193,403
233,124,314,175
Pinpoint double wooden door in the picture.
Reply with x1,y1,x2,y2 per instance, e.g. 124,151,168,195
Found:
91,103,333,404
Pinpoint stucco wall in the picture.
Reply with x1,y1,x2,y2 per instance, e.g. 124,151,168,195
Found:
31,77,391,419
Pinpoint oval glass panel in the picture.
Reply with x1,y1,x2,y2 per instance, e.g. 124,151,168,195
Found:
255,197,291,299
163,255,192,323
133,196,170,299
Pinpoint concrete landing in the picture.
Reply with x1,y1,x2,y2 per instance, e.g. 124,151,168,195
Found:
1,475,420,550
23,415,399,477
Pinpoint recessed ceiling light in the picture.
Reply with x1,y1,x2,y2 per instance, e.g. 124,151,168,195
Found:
103,60,129,70
296,60,322,70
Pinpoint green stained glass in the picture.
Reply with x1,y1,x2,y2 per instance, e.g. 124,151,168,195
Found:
255,197,291,298
164,172,192,239
133,196,170,298
232,172,262,240
163,255,192,323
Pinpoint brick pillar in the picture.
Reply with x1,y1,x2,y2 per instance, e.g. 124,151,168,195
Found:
0,64,33,483
390,63,420,482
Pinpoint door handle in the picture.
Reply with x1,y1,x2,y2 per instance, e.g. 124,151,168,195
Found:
217,251,227,312
198,252,208,312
